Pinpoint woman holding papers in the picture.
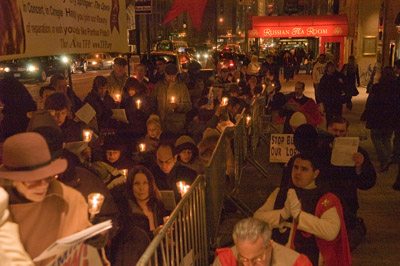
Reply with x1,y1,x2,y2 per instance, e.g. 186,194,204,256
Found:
84,76,116,130
0,132,91,261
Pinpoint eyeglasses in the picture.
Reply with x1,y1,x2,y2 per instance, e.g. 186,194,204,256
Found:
23,175,58,188
238,244,272,266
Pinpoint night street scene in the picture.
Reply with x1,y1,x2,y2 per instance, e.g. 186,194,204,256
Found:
0,0,400,265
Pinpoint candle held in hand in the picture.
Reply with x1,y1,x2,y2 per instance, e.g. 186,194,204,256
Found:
170,96,176,104
136,99,142,109
88,193,105,218
114,93,121,102
138,143,146,152
221,97,229,106
82,129,93,142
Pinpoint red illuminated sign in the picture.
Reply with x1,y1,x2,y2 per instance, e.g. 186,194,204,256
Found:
250,15,348,38
249,25,347,38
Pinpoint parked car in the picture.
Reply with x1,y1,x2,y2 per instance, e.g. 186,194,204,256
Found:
217,51,239,71
86,53,114,70
0,56,67,82
154,40,189,52
67,54,87,73
148,51,200,73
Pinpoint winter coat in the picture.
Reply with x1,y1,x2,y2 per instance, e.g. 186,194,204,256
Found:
60,118,85,142
0,187,34,265
84,90,115,130
7,180,91,259
341,63,360,97
107,71,128,96
120,95,154,138
318,71,346,106
362,82,398,129
152,80,192,134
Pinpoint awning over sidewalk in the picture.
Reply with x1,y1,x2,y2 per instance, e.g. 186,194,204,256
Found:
249,15,348,38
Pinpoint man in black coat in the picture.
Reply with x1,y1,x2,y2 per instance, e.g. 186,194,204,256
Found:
324,117,376,250
151,143,197,200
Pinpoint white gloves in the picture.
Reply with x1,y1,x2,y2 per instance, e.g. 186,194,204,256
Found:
280,197,291,220
287,189,302,220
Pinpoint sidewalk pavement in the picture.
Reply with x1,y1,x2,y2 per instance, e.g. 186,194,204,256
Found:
234,73,400,266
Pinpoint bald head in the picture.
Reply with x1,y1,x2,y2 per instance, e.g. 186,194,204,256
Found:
156,144,177,174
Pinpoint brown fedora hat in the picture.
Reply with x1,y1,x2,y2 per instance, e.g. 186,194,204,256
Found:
0,132,67,181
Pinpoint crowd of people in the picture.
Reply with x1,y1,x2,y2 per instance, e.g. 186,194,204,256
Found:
0,50,398,265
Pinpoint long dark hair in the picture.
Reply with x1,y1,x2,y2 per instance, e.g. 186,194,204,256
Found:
126,165,161,209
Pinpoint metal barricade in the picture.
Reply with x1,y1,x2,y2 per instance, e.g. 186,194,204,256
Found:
233,113,248,190
250,96,266,156
205,128,229,248
136,176,208,266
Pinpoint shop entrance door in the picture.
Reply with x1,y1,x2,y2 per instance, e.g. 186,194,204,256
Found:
325,42,341,65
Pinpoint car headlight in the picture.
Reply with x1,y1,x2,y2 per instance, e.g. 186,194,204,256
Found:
92,61,98,65
203,54,209,59
27,64,38,72
196,53,201,59
0,67,10,72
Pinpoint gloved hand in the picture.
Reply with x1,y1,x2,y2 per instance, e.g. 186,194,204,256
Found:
280,197,291,220
287,189,302,220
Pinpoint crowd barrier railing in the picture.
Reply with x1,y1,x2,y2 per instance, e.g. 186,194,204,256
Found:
136,175,208,266
138,94,276,265
204,127,230,248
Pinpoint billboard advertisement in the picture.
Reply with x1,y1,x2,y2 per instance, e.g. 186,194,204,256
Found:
0,0,128,60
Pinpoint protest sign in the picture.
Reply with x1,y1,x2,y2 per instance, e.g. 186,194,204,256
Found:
0,0,128,60
331,137,359,166
269,134,298,163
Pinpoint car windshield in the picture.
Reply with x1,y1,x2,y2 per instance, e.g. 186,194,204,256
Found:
150,54,177,65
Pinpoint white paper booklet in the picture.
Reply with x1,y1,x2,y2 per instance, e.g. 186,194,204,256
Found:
331,137,359,167
75,103,96,124
112,109,129,123
33,220,112,262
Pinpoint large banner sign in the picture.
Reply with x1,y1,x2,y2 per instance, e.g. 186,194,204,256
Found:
0,0,128,60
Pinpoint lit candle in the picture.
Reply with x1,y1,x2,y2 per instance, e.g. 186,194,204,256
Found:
176,180,186,195
121,169,128,180
236,78,240,84
114,93,121,102
136,99,142,109
181,185,190,196
221,97,229,106
246,115,251,127
88,193,105,219
170,96,176,104
82,129,93,142
262,84,266,90
138,143,146,153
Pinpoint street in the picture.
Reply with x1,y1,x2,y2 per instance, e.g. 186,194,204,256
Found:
23,69,111,101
